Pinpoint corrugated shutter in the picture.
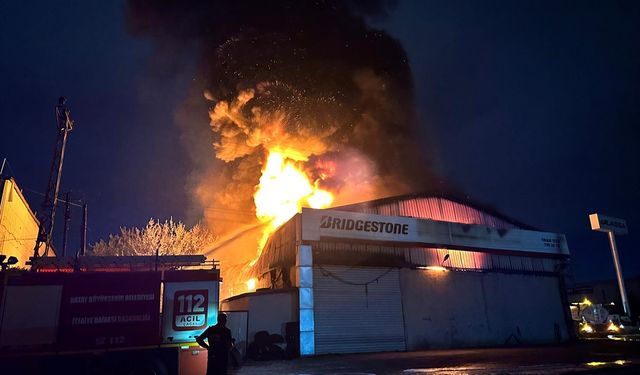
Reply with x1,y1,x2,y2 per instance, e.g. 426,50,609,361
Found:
313,266,406,354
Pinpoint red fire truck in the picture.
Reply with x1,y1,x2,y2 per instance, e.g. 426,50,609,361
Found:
0,255,220,375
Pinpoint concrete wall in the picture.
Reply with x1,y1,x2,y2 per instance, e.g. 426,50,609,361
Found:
221,289,298,342
400,268,569,349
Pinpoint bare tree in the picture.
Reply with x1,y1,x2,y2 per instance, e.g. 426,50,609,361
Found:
91,219,216,256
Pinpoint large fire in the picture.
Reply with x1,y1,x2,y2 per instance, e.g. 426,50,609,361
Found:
253,149,334,251
128,0,432,299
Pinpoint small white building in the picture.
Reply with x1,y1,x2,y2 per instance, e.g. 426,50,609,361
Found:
222,193,572,356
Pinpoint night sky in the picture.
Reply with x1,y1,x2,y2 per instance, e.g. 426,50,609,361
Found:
1,0,638,283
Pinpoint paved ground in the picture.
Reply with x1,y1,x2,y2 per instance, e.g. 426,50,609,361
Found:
231,340,640,375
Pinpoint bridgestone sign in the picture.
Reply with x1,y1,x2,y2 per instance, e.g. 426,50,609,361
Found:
302,208,569,256
320,215,410,235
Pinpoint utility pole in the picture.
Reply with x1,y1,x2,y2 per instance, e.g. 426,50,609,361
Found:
62,191,71,257
80,203,88,256
33,97,75,258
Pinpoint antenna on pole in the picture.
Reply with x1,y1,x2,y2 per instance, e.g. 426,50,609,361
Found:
33,97,75,259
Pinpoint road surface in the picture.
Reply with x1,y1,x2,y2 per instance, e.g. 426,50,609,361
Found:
232,340,640,375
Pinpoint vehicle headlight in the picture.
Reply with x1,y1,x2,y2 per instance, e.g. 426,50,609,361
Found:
581,324,594,333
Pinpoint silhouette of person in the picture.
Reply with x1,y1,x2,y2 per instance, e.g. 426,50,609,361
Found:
197,313,233,375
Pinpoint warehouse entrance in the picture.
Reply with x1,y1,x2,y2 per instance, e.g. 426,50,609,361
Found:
313,265,406,354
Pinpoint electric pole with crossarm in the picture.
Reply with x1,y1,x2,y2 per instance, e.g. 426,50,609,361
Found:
33,97,75,258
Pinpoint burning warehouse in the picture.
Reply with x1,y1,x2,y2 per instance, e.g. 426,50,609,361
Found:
125,0,572,356
222,193,572,355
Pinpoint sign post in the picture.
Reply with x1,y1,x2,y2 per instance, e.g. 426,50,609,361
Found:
589,213,631,316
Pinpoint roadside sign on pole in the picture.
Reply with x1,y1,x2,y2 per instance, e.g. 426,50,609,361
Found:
589,213,628,235
589,213,631,317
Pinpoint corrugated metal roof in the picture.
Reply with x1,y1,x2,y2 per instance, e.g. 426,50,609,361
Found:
335,192,534,230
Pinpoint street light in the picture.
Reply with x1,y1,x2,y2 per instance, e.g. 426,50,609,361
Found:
441,253,450,266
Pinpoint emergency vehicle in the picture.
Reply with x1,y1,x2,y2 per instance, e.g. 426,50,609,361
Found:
0,255,220,375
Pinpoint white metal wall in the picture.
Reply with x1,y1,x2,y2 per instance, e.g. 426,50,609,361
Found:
400,269,570,349
221,290,297,345
313,266,406,354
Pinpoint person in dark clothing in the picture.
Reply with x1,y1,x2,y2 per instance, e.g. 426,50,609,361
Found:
196,313,233,375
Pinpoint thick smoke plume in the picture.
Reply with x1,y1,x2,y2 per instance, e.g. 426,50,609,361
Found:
126,0,436,264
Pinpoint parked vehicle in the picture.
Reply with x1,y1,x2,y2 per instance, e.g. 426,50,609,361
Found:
571,298,636,337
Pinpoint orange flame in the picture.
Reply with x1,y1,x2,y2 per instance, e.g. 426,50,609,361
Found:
253,149,333,252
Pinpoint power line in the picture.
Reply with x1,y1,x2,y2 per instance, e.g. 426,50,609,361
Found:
21,187,84,208
0,237,37,243
0,157,84,208
0,158,18,179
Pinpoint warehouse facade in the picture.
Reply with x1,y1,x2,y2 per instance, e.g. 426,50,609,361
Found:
222,194,572,355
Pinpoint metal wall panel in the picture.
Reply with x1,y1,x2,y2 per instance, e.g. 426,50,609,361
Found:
313,242,562,275
313,266,406,354
400,269,570,349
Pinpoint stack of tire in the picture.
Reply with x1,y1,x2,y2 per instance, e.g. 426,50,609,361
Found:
247,322,300,361
247,331,285,360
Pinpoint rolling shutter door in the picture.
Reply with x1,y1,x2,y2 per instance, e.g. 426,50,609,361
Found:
314,266,406,354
